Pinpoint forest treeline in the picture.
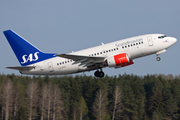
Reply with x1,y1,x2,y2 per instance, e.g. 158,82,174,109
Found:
0,73,180,120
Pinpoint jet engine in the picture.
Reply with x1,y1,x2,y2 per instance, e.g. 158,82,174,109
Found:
107,53,134,68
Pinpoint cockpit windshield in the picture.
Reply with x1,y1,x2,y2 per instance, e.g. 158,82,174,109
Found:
158,35,166,39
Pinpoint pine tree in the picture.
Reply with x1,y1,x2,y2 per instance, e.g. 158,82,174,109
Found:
78,96,88,120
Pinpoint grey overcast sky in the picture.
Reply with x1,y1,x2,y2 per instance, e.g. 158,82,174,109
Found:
0,1,180,77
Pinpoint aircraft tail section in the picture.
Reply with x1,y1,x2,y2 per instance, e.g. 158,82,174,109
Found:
3,30,56,66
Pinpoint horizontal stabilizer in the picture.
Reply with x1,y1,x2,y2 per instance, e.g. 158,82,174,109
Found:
6,66,35,71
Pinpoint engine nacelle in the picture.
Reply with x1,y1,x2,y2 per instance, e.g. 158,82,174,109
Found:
107,53,134,67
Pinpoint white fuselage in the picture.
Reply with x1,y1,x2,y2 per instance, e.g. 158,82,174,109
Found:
21,34,177,75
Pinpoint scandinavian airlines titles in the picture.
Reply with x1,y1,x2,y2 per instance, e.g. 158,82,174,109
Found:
21,52,39,64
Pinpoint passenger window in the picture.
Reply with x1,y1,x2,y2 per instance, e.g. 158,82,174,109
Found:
133,44,135,46
116,48,118,50
57,63,59,65
111,49,113,51
65,61,67,63
100,52,102,54
106,50,108,53
122,46,124,49
114,48,116,51
141,41,143,44
128,45,130,47
139,42,141,44
92,54,93,56
136,43,138,45
97,53,99,55
125,46,127,48
104,51,106,53
60,63,61,65
62,62,64,64
109,50,111,52
94,53,96,56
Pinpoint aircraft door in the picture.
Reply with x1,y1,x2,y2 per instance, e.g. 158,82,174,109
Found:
147,36,153,46
47,62,54,72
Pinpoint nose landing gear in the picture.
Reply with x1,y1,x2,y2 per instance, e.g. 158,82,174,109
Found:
156,49,166,61
156,54,161,61
94,69,105,78
156,57,161,61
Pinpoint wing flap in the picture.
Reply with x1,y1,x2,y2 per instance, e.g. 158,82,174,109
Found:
6,66,35,71
79,59,94,66
56,53,106,67
72,58,88,65
56,53,105,61
56,54,106,66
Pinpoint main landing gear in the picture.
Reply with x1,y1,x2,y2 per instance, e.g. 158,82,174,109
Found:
94,69,105,78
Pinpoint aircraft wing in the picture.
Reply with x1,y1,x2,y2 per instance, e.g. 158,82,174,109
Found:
56,53,106,67
6,66,35,71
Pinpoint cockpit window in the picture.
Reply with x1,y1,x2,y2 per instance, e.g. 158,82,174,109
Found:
158,35,166,39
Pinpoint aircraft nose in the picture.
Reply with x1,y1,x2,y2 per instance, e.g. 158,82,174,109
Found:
171,37,177,44
173,38,177,44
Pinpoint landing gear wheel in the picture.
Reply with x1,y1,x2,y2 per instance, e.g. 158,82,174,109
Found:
156,57,161,61
99,71,104,78
94,71,99,77
94,70,105,78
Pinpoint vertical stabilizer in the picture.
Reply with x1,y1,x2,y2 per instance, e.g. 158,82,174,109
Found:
3,30,56,66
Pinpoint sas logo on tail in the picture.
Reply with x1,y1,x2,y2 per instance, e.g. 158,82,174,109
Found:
21,52,39,64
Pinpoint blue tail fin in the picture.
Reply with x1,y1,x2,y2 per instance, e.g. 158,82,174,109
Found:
3,30,56,66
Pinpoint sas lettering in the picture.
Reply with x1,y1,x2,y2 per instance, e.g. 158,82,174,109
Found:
21,52,39,64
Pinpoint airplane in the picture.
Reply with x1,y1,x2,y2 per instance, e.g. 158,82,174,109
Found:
3,29,177,78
